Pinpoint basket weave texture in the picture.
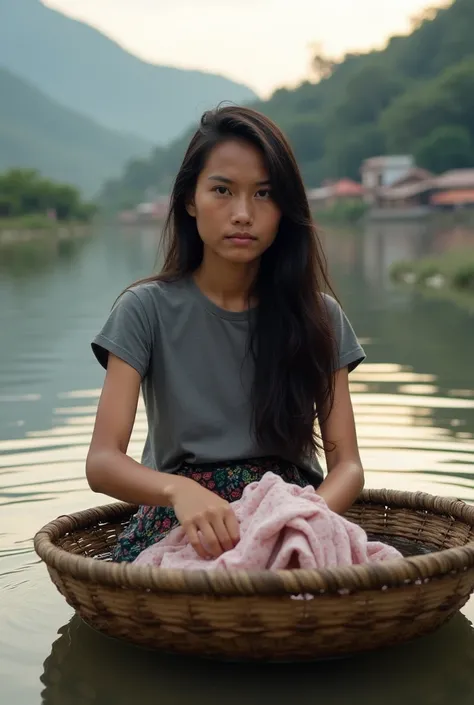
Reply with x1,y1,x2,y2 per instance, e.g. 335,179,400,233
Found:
34,488,474,661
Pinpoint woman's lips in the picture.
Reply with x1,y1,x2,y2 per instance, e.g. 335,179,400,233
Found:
225,233,257,245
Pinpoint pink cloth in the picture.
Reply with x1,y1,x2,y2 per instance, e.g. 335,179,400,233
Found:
133,472,402,571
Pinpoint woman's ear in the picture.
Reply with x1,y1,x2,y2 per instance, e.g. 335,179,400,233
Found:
186,199,196,218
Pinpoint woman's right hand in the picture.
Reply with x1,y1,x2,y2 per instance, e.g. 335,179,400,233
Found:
168,477,240,559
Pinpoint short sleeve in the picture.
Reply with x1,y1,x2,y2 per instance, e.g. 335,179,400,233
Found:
323,294,366,372
91,289,152,378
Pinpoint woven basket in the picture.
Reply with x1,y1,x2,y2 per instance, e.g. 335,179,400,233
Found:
34,488,474,661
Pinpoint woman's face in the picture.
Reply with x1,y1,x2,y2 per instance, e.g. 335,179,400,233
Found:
187,139,282,265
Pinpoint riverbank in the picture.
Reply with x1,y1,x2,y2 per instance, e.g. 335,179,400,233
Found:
312,200,369,225
390,250,474,311
0,215,63,230
0,217,92,245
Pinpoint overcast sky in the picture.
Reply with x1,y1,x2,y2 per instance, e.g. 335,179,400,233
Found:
44,0,437,96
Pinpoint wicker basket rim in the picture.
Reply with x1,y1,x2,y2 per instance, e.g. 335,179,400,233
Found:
34,487,474,596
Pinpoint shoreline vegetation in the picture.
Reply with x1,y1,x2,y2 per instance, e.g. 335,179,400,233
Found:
312,200,369,225
0,169,97,243
389,249,474,312
0,216,92,245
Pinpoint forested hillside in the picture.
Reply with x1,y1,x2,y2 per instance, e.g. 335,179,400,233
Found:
100,0,474,209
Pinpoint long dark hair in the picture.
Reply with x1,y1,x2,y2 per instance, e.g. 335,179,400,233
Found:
136,105,337,459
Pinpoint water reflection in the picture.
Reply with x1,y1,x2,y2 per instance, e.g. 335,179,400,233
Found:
40,613,474,705
1,222,474,703
0,231,92,279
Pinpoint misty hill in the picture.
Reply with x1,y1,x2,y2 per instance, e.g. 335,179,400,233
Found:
0,0,257,145
0,67,151,196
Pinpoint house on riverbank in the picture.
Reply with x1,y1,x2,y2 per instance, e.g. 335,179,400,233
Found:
362,158,474,218
429,170,474,210
118,196,170,224
361,156,415,204
307,179,365,209
368,168,434,217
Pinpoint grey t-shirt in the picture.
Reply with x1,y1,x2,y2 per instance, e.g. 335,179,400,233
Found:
91,277,365,484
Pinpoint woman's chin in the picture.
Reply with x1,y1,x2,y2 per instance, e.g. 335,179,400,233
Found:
216,247,261,265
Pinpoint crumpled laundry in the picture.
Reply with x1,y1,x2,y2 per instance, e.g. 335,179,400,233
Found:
133,472,402,571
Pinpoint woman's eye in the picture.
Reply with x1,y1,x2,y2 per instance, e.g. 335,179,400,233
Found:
214,186,230,196
256,189,271,199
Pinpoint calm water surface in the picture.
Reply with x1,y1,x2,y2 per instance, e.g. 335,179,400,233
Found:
1,223,474,704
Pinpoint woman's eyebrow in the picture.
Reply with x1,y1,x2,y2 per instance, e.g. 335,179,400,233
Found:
208,175,271,186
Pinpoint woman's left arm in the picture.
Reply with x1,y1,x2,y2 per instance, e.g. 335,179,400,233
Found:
316,366,365,514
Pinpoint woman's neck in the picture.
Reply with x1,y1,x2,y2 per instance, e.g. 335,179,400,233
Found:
193,251,259,312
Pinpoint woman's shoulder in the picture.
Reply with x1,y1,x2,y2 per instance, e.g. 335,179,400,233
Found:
319,291,365,369
319,291,358,339
92,278,193,374
319,291,342,319
123,277,191,312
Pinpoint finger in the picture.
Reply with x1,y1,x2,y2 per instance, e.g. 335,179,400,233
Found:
196,519,224,558
185,523,210,560
211,516,235,553
224,509,240,546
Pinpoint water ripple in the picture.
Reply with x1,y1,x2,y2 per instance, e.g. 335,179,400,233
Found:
0,362,472,566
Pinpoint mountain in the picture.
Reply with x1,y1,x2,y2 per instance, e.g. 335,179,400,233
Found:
100,0,474,207
0,0,257,145
0,67,151,196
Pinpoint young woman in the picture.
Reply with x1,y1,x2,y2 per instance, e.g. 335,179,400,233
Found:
86,105,366,563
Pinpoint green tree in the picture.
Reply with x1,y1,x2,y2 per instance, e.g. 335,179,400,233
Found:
414,125,474,172
310,43,336,81
285,116,325,164
331,63,404,128
0,168,96,221
382,57,474,153
324,124,386,181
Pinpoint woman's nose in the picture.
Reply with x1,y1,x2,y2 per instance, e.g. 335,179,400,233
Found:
230,198,253,225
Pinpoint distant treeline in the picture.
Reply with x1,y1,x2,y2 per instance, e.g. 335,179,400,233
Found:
100,0,474,211
0,169,97,222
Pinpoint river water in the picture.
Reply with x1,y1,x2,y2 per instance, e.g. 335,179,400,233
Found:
1,222,474,704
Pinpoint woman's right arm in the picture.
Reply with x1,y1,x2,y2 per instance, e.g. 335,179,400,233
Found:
86,353,179,507
86,353,240,557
